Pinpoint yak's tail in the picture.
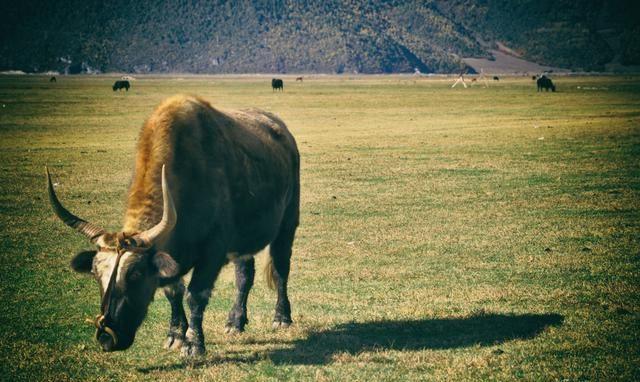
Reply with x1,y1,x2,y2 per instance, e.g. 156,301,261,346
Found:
264,255,277,291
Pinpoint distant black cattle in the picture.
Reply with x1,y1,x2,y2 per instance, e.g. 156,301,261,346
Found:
493,76,500,81
532,75,538,80
537,76,556,92
112,80,130,91
272,78,284,91
49,76,57,83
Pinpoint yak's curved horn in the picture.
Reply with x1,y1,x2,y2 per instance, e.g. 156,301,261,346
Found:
46,167,105,242
135,165,177,246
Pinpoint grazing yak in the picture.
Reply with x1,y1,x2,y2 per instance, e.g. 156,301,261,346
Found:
112,80,130,91
537,75,556,92
47,95,300,357
493,76,500,81
49,76,57,83
272,78,284,91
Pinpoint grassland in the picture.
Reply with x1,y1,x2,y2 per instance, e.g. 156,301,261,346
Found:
0,74,638,381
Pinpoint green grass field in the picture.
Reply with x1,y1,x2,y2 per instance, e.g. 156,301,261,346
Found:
0,74,638,381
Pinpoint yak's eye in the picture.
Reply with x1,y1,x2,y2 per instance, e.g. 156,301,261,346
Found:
129,270,143,281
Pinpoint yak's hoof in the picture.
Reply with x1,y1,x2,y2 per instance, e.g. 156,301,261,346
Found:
163,334,184,351
272,321,291,329
181,329,205,357
180,340,205,357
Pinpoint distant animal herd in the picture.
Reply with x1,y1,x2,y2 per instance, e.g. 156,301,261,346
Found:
46,73,558,93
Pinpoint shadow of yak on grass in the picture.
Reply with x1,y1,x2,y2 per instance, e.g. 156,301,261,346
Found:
139,312,563,371
268,312,563,365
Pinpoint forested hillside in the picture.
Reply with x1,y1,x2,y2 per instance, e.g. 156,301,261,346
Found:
1,0,638,74
437,0,640,71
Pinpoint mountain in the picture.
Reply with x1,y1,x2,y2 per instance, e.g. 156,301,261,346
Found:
1,0,638,74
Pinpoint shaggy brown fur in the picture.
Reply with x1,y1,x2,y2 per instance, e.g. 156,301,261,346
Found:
123,95,298,242
65,94,299,355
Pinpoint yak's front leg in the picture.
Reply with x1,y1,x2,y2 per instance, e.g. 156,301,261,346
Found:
226,257,255,333
163,281,188,350
182,255,225,357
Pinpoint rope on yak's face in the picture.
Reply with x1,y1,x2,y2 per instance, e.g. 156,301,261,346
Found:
92,315,118,346
87,232,151,348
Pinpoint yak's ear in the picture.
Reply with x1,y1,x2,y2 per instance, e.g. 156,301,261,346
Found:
152,251,178,278
71,250,97,273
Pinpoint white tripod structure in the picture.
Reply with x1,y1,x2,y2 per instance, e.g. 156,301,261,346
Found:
477,68,489,88
451,70,467,88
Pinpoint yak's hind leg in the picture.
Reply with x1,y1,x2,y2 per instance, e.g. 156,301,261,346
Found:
163,281,188,350
225,256,255,333
268,210,298,329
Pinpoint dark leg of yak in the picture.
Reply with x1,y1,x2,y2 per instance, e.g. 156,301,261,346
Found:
270,217,297,329
163,281,188,350
226,257,255,333
182,253,225,357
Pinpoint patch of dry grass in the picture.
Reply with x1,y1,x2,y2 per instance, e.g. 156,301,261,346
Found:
0,74,638,381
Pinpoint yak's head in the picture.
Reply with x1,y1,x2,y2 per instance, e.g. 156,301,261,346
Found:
46,165,178,352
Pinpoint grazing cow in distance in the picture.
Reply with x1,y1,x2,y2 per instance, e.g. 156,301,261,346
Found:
113,80,130,91
49,76,57,83
532,75,538,80
272,78,284,91
471,78,477,83
537,75,556,92
493,76,500,81
47,95,300,357
295,77,303,82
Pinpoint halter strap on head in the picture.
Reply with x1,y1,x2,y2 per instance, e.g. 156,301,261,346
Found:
99,234,126,318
